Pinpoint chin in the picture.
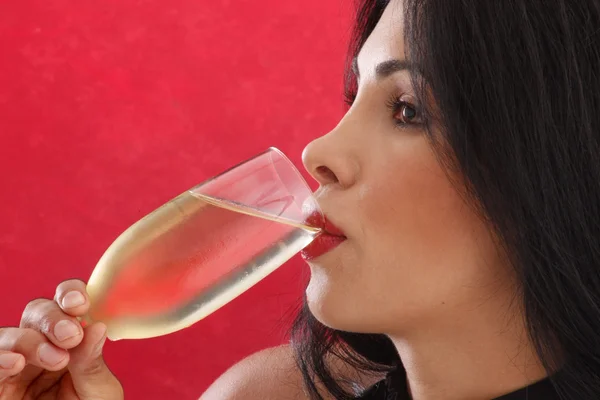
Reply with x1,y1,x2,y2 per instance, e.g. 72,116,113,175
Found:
305,272,374,333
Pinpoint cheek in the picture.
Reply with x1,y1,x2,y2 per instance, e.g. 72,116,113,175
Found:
358,153,465,252
356,151,495,309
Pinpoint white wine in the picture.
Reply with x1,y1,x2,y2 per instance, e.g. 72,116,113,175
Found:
85,191,320,340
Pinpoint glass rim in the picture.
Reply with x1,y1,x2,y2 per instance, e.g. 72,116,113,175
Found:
197,146,315,197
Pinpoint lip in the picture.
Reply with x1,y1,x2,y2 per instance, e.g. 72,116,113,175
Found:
301,212,347,261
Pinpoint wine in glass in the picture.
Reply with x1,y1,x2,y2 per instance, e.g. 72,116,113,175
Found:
83,148,323,340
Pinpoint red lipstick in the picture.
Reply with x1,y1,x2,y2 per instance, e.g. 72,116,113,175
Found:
301,212,346,261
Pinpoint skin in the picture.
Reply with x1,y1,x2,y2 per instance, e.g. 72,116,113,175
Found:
6,0,549,399
0,280,123,399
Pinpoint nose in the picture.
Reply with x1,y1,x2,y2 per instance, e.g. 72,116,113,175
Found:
302,129,359,189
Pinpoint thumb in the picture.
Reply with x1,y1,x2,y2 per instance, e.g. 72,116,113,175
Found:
67,322,124,399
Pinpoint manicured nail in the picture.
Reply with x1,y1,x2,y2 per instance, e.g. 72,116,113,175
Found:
0,353,21,369
62,291,86,309
39,343,66,366
54,320,81,341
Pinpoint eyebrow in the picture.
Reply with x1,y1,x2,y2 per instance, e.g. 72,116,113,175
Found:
351,57,415,80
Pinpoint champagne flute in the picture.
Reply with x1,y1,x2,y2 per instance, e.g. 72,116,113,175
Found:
83,148,323,340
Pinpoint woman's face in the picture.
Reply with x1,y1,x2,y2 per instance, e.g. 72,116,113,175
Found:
302,0,511,335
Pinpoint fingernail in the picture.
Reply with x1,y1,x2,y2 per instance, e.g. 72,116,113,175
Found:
94,335,108,355
62,291,86,309
0,353,21,369
97,322,107,338
93,324,108,353
39,343,67,366
54,320,81,341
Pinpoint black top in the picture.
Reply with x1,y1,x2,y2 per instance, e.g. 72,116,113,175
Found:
359,365,558,400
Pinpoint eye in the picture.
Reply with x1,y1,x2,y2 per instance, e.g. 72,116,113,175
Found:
401,104,417,120
389,97,423,126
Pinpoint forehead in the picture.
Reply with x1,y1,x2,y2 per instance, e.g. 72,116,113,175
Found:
356,0,406,75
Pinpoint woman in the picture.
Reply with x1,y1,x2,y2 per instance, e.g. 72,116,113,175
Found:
2,0,600,398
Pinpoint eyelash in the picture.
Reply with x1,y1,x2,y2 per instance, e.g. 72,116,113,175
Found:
343,90,423,128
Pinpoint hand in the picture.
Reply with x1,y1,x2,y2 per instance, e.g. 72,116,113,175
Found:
0,279,124,399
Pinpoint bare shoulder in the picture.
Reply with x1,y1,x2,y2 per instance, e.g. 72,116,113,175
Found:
200,344,384,400
200,345,307,400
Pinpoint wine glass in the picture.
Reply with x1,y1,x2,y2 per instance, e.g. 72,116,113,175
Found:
83,147,323,340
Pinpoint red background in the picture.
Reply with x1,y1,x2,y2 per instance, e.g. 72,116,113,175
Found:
0,1,352,398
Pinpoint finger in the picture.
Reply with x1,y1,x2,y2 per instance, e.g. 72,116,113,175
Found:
0,350,26,380
20,299,84,350
0,327,69,371
68,322,124,399
68,322,107,374
54,279,90,316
